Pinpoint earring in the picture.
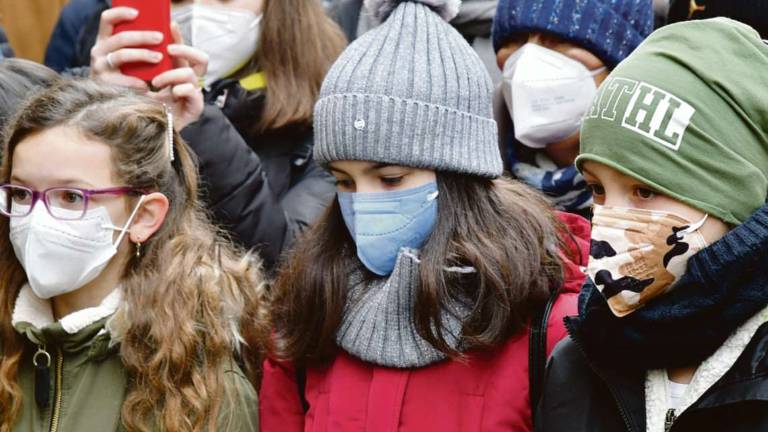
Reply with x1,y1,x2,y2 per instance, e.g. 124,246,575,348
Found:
135,242,142,259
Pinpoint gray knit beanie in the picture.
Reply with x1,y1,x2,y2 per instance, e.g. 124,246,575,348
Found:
313,0,503,178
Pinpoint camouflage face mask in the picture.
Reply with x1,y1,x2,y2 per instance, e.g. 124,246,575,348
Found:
586,205,709,317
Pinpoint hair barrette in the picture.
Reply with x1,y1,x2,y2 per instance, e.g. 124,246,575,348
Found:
164,104,175,162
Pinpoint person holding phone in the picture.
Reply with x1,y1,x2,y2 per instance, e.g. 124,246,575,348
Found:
90,0,348,271
0,80,263,431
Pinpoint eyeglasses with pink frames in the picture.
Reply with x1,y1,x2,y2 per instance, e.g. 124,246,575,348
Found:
0,184,145,221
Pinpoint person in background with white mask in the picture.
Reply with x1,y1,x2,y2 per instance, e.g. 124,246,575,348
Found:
90,0,348,271
0,80,264,431
491,0,653,217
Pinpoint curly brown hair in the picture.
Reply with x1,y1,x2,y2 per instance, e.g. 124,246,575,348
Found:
0,80,267,432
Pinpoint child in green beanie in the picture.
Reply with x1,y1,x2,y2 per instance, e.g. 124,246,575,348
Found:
537,18,768,432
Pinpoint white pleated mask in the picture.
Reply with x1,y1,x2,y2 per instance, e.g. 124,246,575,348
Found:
9,197,144,299
173,5,262,86
502,43,606,149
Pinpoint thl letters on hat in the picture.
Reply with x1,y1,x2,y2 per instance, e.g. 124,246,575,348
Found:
578,18,768,226
586,78,696,152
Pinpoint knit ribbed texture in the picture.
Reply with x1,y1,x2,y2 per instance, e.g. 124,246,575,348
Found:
314,1,503,178
492,0,654,68
690,204,768,287
337,249,468,368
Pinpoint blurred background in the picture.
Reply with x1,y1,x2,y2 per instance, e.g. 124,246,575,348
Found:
0,0,70,61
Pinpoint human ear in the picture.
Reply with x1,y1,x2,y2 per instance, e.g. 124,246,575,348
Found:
128,192,170,243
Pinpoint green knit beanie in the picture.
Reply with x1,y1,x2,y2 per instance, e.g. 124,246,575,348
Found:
577,18,768,225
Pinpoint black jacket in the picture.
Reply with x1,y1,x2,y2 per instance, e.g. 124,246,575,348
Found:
537,326,768,432
181,79,335,271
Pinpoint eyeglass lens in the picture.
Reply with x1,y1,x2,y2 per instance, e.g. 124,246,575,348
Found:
0,186,87,220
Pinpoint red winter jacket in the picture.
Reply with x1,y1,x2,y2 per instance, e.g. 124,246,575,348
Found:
260,212,590,432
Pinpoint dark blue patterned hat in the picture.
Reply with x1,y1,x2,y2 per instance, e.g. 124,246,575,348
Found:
492,0,654,68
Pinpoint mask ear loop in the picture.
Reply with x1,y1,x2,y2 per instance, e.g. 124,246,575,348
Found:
589,66,607,76
112,195,147,247
676,214,709,240
401,249,477,274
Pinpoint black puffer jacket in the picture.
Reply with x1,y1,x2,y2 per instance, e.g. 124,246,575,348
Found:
537,328,768,432
181,79,335,271
537,204,768,432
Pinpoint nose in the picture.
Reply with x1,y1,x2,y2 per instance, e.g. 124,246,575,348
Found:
601,189,634,209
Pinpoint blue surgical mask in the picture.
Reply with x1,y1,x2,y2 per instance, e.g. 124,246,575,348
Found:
338,182,439,276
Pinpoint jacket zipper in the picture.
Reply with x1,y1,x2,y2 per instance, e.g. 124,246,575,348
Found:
664,409,677,432
565,320,636,432
33,345,52,409
49,350,63,432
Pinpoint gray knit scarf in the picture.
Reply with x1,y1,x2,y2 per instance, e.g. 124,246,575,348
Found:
336,249,470,368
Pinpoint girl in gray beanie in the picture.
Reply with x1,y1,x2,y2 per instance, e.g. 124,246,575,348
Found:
261,0,591,430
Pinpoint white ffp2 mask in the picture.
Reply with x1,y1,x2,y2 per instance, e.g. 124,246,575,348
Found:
173,5,262,87
502,43,606,149
9,197,145,299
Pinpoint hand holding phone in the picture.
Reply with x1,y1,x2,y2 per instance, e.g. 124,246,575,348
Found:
110,0,174,83
90,4,209,130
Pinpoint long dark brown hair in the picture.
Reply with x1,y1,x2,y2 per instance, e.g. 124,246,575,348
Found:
0,80,267,432
270,173,565,366
245,0,347,132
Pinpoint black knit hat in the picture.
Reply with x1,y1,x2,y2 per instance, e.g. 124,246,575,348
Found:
668,0,768,38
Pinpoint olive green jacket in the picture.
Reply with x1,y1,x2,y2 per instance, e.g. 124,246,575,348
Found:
11,289,258,431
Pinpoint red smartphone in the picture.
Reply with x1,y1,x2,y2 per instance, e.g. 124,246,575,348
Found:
111,0,174,83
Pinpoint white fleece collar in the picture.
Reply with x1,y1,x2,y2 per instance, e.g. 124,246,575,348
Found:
12,284,121,335
645,305,768,431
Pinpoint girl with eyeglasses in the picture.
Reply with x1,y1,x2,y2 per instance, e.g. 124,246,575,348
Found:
0,79,263,432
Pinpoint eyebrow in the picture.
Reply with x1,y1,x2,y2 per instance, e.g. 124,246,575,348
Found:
365,163,394,174
329,163,395,176
8,175,96,189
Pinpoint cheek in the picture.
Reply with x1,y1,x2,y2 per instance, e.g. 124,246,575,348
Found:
103,200,132,227
701,218,730,244
563,46,606,73
496,47,516,70
406,170,437,187
650,196,705,221
594,68,610,87
233,0,264,14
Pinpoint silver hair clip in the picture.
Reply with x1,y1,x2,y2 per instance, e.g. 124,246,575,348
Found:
164,104,175,162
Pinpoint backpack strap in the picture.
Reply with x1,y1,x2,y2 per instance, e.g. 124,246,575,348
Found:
296,366,309,413
529,288,560,426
